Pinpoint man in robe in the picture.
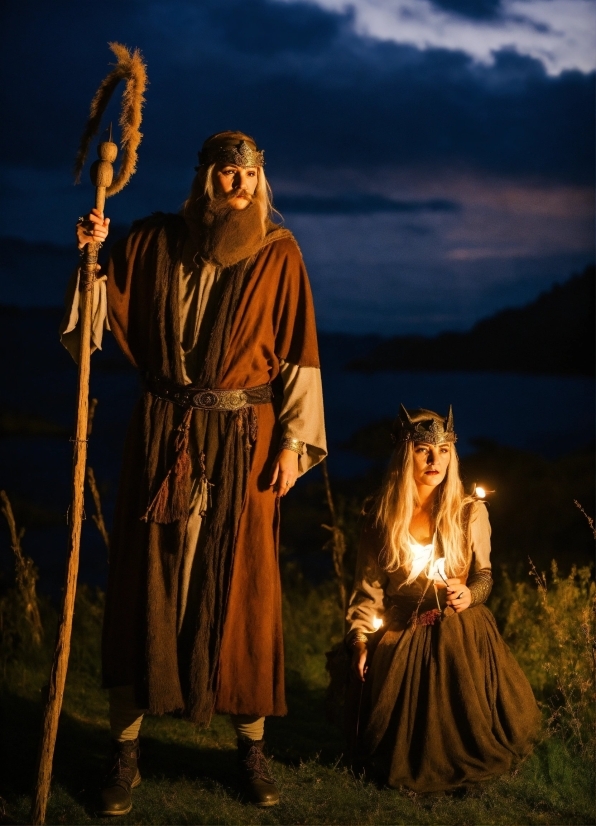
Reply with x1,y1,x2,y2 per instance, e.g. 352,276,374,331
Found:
62,131,327,813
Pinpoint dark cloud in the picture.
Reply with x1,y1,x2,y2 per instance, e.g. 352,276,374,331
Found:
0,0,593,333
0,0,593,186
430,0,503,19
207,0,346,54
275,194,461,214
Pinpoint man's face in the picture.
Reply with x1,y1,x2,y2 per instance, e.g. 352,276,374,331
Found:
214,164,259,210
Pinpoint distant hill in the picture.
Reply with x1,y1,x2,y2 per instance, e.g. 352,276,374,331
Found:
0,227,131,306
349,265,595,376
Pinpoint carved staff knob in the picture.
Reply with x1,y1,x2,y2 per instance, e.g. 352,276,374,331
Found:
80,140,118,291
90,140,118,213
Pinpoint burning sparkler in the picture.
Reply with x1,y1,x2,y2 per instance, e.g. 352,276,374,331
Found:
473,483,495,499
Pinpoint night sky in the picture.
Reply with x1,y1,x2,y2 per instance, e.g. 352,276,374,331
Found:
0,0,594,334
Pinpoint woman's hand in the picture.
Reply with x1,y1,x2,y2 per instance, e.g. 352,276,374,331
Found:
76,208,110,249
351,640,368,682
269,448,299,497
445,577,472,612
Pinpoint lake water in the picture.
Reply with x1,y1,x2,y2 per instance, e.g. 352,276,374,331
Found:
0,312,593,591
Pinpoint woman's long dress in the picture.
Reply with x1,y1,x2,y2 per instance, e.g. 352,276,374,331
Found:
346,502,540,792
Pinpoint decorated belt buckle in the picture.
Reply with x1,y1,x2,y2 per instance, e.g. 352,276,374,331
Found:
221,390,247,410
193,391,218,408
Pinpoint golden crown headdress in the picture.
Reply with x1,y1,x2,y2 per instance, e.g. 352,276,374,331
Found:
198,138,265,168
393,404,457,445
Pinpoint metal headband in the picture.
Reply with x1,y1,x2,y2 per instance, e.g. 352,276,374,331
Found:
393,404,457,445
198,139,265,168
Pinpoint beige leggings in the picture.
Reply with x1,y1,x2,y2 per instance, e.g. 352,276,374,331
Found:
109,685,265,742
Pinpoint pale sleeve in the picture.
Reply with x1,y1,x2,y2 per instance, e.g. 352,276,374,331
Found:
470,501,492,571
278,361,327,475
59,268,110,363
346,524,388,641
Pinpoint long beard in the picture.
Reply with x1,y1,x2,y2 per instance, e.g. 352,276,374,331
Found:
184,190,266,268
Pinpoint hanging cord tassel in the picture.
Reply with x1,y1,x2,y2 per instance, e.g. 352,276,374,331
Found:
234,406,258,454
142,408,192,524
198,451,214,517
241,406,258,453
409,579,433,631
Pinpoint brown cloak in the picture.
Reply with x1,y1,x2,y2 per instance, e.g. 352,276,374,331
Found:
100,213,320,724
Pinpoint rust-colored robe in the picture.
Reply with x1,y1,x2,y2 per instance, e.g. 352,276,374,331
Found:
99,214,321,722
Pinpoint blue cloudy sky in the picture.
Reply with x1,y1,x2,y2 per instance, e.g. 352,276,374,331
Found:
0,0,593,333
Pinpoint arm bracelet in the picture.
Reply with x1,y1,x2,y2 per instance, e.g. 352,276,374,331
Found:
280,437,305,455
467,567,493,606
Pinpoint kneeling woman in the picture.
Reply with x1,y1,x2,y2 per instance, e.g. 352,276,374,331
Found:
347,405,540,793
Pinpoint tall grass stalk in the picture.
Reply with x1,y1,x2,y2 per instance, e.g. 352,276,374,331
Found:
321,459,348,615
0,490,43,647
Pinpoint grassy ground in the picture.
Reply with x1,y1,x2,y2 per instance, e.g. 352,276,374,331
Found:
1,577,594,826
2,695,593,826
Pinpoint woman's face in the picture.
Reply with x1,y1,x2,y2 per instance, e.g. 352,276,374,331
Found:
214,164,259,210
412,441,451,491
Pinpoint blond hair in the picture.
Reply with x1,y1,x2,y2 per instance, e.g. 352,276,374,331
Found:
374,408,474,581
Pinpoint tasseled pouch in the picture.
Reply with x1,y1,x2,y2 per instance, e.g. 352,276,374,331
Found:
142,408,193,524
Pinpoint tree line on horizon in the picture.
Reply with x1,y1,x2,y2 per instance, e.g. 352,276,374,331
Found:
349,265,595,377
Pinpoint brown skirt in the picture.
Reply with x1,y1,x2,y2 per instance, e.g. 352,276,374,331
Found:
358,605,540,792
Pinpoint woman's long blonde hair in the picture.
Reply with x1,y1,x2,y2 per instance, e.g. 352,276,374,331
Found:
374,408,474,581
181,162,280,230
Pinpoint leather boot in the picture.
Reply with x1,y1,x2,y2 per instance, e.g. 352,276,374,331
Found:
237,736,280,807
100,738,141,816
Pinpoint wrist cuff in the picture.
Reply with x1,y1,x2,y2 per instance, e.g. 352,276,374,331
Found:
280,437,305,455
468,568,493,606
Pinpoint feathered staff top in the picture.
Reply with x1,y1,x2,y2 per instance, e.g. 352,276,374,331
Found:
73,42,147,197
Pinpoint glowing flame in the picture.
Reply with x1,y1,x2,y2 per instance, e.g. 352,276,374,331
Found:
372,615,383,630
475,486,486,499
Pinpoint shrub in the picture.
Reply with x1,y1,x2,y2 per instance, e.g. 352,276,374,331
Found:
281,559,344,690
502,561,595,757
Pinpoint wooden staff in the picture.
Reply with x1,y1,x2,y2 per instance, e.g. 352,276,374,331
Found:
31,43,146,825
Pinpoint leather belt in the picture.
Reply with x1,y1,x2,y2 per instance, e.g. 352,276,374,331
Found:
146,375,273,411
